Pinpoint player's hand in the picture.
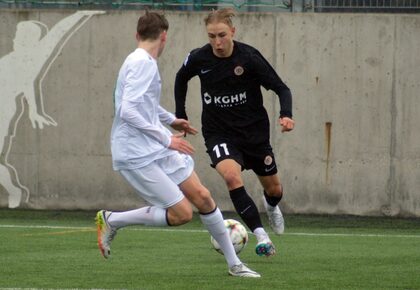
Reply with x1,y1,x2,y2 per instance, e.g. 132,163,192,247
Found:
169,133,195,155
170,119,199,136
279,117,294,132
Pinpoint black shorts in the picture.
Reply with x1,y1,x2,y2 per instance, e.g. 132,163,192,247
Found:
205,137,278,176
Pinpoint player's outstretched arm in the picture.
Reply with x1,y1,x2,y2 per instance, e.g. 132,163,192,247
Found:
170,119,198,136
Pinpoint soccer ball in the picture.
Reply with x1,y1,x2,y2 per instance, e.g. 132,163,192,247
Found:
211,219,248,255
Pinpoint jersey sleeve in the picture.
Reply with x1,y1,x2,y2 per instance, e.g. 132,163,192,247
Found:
252,51,293,118
158,105,176,125
174,52,197,120
120,59,171,147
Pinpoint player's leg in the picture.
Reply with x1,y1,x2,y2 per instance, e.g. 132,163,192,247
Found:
96,161,192,258
180,171,239,266
103,198,192,228
180,171,260,277
215,159,264,231
207,140,268,239
252,147,285,235
214,159,274,256
110,165,193,227
258,174,285,235
96,203,192,259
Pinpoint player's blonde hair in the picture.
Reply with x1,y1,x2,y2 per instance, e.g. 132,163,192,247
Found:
204,8,235,27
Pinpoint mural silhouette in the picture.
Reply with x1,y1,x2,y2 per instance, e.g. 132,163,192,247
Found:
0,11,104,208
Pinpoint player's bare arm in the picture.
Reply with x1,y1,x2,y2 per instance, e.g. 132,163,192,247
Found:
279,117,294,132
169,132,195,155
170,118,199,135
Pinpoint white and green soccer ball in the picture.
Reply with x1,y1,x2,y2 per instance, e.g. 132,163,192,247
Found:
211,219,248,255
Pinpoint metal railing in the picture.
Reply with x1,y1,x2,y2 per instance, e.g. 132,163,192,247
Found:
307,0,420,12
0,0,292,11
0,0,419,11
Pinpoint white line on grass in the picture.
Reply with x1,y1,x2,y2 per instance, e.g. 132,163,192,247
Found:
0,224,419,239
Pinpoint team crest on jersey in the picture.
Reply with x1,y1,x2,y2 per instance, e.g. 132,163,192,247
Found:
264,155,273,165
234,66,244,76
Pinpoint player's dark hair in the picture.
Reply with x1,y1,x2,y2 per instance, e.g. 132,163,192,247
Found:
204,8,235,27
137,10,169,41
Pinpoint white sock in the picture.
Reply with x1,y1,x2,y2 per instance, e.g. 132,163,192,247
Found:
253,227,269,242
265,203,275,211
200,207,241,268
107,206,168,229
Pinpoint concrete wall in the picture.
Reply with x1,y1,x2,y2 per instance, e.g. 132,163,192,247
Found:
0,10,419,216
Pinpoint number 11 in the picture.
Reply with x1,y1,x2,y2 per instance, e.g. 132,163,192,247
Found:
212,143,230,158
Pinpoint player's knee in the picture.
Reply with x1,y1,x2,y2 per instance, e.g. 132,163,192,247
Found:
193,187,215,212
197,187,212,204
222,170,242,189
178,210,193,225
266,183,283,198
170,209,193,226
168,202,193,226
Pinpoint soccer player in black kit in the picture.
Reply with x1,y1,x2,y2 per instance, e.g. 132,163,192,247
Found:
174,8,295,257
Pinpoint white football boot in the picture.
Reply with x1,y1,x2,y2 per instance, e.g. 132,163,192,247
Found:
229,263,261,278
263,198,285,235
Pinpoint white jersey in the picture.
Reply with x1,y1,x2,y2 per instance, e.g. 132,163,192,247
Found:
111,48,176,170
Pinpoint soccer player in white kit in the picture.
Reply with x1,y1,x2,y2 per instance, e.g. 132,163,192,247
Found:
95,11,260,278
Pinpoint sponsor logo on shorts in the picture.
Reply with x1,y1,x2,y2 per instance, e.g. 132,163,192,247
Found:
265,164,276,172
264,155,275,172
264,155,273,165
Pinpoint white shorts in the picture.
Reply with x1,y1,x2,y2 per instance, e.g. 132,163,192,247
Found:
119,153,194,208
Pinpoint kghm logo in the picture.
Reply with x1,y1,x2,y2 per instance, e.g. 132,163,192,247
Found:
203,91,247,108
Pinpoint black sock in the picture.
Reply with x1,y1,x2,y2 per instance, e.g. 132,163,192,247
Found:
229,186,263,232
264,190,282,207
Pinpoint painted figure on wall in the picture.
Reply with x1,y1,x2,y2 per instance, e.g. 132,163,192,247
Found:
0,10,104,208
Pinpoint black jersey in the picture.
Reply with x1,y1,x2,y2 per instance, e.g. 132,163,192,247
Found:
175,41,292,145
